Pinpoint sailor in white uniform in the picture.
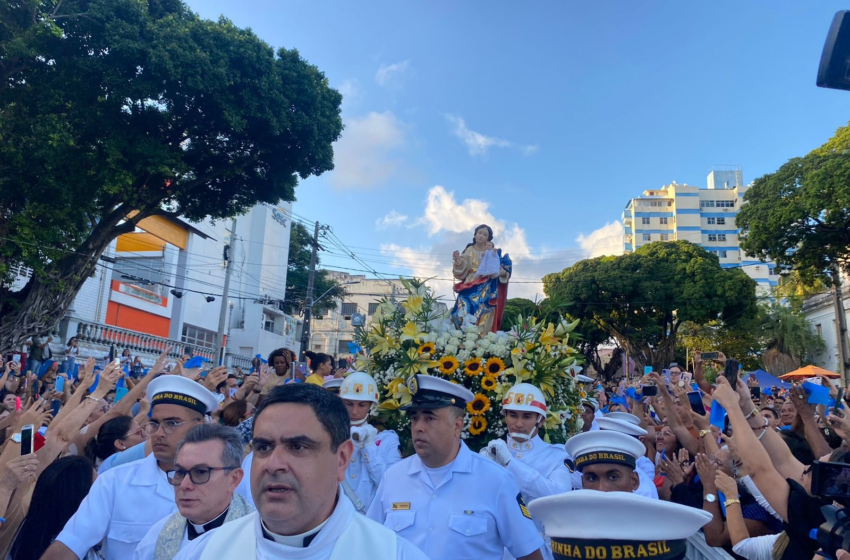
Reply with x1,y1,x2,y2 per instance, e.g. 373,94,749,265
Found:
579,398,600,432
192,383,428,560
479,383,579,560
602,412,657,483
368,374,545,560
528,490,712,560
339,371,402,513
42,377,219,560
595,415,659,500
565,430,646,493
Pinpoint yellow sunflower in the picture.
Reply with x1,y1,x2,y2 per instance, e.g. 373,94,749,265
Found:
466,394,491,416
481,375,498,391
469,416,488,436
485,357,506,376
464,359,483,376
439,356,460,375
418,342,436,356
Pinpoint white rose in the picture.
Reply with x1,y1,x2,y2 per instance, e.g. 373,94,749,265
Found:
449,337,461,347
457,350,470,362
463,340,476,350
474,347,486,358
445,344,459,355
479,340,491,350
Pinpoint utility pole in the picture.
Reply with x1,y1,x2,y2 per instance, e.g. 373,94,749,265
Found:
299,221,321,361
215,218,237,366
832,270,850,386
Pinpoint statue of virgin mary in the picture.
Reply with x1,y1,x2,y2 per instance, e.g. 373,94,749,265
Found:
450,224,512,333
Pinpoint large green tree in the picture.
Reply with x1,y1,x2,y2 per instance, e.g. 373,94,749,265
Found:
283,223,344,317
543,241,758,371
0,0,343,352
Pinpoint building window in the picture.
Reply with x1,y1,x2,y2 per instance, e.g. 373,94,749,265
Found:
659,217,668,225
717,234,727,242
642,234,651,241
341,303,357,316
660,234,669,241
641,217,650,225
700,200,715,208
368,302,379,316
181,324,216,349
816,324,823,338
313,308,326,319
313,343,323,351
719,250,727,258
717,200,735,208
716,217,725,225
338,340,352,354
262,312,280,335
707,217,716,225
708,234,717,242
769,266,780,276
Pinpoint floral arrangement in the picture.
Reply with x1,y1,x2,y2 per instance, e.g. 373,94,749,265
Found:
354,278,585,452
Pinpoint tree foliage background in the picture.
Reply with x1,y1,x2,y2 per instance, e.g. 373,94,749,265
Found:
543,241,759,373
0,0,343,351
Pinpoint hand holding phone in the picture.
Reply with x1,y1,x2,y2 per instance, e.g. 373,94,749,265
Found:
687,391,707,415
701,351,718,361
20,424,34,455
55,376,65,392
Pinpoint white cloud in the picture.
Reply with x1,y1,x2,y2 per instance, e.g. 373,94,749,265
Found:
376,60,410,86
330,111,407,189
445,114,538,157
375,210,409,230
576,221,624,258
378,186,589,301
337,79,362,110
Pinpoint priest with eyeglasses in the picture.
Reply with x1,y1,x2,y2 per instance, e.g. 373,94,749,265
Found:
133,423,254,560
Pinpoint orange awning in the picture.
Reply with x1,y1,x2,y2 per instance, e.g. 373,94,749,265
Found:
778,365,841,380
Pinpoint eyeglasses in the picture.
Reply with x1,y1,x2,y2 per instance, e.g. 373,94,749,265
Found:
144,419,197,436
167,466,237,485
122,426,146,440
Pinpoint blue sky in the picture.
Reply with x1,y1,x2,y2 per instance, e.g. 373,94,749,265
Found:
187,0,850,299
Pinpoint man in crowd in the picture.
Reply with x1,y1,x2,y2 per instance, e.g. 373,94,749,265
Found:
261,347,296,394
565,430,645,493
26,332,52,376
339,371,402,512
761,407,780,431
215,374,239,403
40,376,219,560
596,415,659,499
779,400,797,429
579,398,599,433
368,374,545,560
527,490,711,560
479,383,579,559
193,383,427,559
133,424,254,560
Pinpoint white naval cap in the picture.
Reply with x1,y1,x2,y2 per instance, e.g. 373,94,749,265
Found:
581,398,598,413
605,411,641,425
323,378,343,393
528,490,711,560
146,375,219,415
401,374,475,411
597,416,648,437
565,430,646,472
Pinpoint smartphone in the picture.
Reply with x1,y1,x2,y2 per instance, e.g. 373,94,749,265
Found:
116,376,125,389
51,399,61,417
55,376,65,392
701,352,718,361
20,424,34,455
834,389,845,416
723,359,740,387
12,354,20,363
643,366,653,375
811,461,850,499
113,358,121,367
750,386,761,399
15,396,21,412
641,385,658,397
114,386,129,403
687,391,707,416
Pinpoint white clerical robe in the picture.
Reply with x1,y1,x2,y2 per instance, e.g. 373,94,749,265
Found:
189,494,427,560
132,515,214,560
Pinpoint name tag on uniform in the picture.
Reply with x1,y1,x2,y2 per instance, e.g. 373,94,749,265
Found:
392,502,410,510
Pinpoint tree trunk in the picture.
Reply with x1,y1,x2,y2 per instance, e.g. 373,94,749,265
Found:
0,206,144,353
762,348,800,377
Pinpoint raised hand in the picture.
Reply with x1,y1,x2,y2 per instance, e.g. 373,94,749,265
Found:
694,453,717,493
202,366,229,393
712,377,740,410
0,454,40,490
714,470,738,498
148,346,173,377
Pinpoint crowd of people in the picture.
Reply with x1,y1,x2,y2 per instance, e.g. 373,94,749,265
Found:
0,339,845,560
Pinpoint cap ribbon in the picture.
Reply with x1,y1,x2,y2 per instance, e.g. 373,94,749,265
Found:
574,450,636,472
550,538,686,560
151,392,206,415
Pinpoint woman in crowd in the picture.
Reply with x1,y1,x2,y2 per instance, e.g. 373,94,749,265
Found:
221,399,255,428
303,351,333,386
83,415,146,468
8,456,98,560
64,337,79,376
119,349,132,369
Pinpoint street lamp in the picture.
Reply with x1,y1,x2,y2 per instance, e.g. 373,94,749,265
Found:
300,281,360,360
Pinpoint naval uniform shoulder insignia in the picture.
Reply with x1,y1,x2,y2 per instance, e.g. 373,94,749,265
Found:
516,493,532,519
564,458,575,473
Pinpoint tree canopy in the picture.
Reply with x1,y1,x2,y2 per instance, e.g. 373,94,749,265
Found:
737,131,850,285
283,223,344,317
0,0,343,351
543,240,758,371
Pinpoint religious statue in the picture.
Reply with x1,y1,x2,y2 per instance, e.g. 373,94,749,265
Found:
450,224,512,333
